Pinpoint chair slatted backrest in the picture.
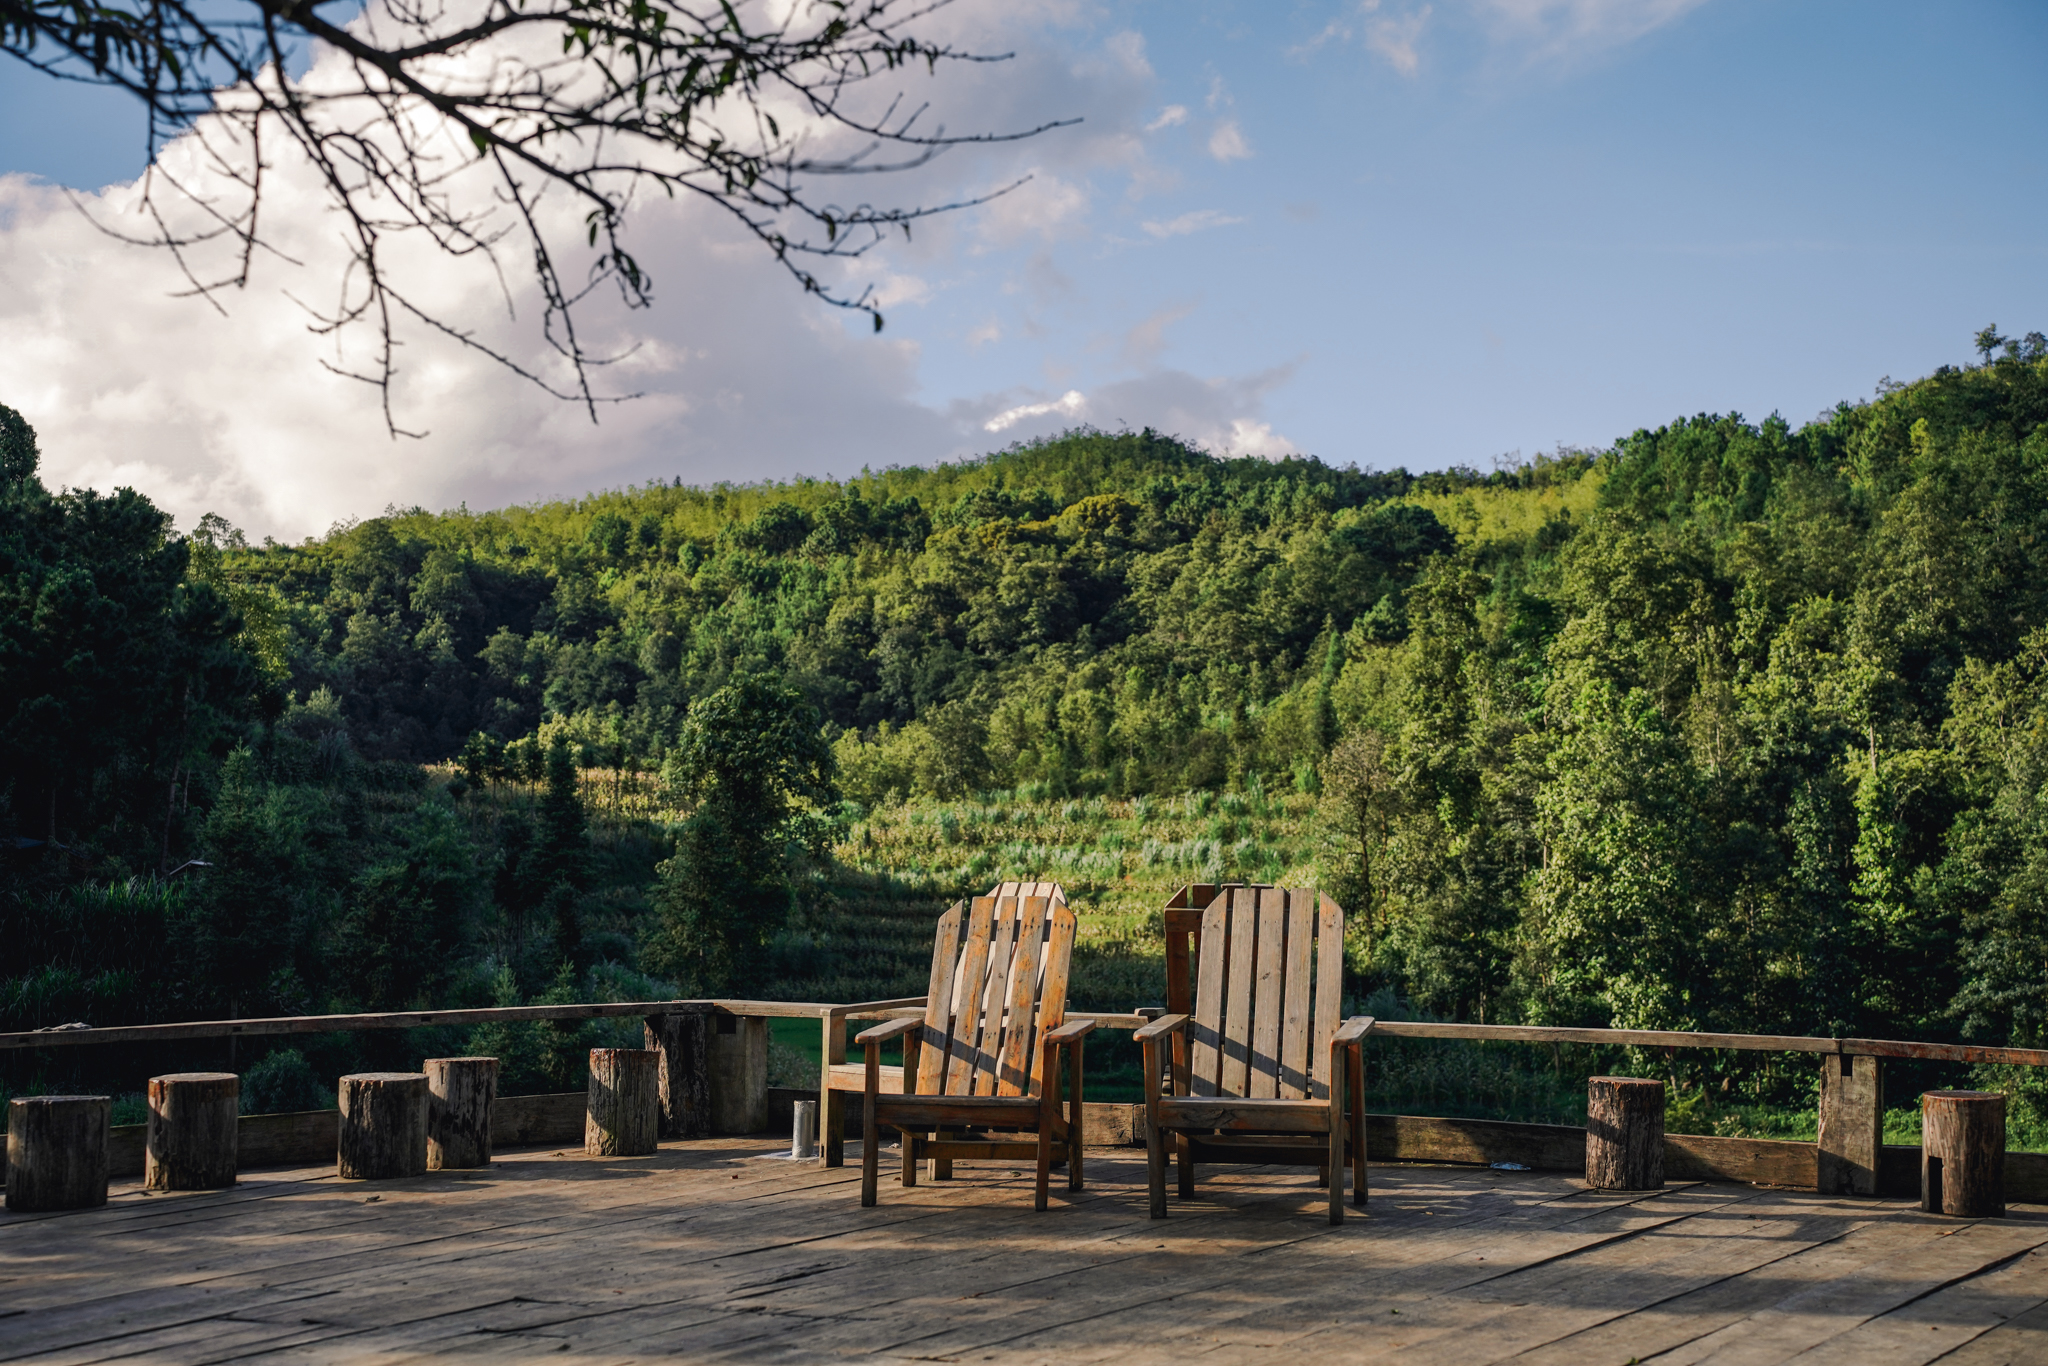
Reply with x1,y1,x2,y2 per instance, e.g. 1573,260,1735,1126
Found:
912,884,1074,1099
1185,887,1343,1100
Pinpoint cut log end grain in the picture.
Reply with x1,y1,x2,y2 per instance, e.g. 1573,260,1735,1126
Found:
337,1072,428,1180
145,1073,239,1191
1586,1076,1664,1191
6,1095,110,1212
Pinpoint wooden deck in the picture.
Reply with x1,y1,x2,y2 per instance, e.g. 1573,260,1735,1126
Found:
5,1140,2048,1364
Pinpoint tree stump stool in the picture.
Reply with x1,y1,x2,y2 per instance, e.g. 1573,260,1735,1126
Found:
145,1073,240,1191
337,1073,428,1179
425,1057,498,1170
1586,1076,1665,1191
1922,1090,2006,1218
5,1096,110,1212
586,1048,660,1157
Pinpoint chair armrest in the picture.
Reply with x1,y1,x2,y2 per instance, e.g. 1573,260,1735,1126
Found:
855,1015,924,1048
826,996,927,1020
1134,1012,1189,1044
1332,1016,1375,1048
1043,1018,1097,1046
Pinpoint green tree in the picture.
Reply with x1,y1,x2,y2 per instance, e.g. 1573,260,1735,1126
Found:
647,676,835,993
187,748,307,1016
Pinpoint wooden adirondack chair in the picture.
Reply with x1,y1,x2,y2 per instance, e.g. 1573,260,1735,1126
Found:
816,881,1067,1166
847,883,1092,1209
1135,884,1373,1224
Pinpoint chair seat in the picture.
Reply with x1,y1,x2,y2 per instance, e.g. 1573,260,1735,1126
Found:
872,1093,1047,1131
1155,1096,1332,1134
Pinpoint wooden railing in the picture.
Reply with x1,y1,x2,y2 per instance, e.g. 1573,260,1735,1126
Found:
1365,1020,2048,1069
0,1000,1147,1051
5,998,2035,1203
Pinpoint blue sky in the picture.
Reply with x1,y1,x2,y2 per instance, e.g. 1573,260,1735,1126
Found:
1,0,2044,536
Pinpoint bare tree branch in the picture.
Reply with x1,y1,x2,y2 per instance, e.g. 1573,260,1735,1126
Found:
1,0,1074,432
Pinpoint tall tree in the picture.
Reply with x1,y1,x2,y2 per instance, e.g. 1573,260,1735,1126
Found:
647,675,835,992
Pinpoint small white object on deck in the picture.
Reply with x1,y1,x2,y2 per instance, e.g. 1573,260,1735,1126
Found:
791,1100,817,1160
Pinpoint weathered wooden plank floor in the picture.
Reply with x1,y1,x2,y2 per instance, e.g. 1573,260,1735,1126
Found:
4,1140,2047,1364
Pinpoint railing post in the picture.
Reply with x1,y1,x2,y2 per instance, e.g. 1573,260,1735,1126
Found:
644,1006,712,1140
821,1010,847,1167
709,1013,769,1134
1818,1052,1882,1196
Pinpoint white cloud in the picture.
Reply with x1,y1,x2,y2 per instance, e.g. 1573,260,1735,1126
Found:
1296,0,1693,75
0,0,1312,538
1366,5,1432,75
870,273,933,309
1118,303,1197,368
0,169,956,540
1219,419,1302,460
1208,120,1253,162
974,170,1092,246
964,362,1302,457
1106,30,1153,79
1288,15,1356,60
1140,209,1245,239
983,389,1087,432
1475,0,1707,64
1145,105,1190,133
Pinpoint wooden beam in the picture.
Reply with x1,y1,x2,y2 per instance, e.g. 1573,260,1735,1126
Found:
0,1001,1150,1053
0,1001,707,1050
1366,1020,2048,1067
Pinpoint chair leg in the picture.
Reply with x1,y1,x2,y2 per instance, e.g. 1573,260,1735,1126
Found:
1034,1125,1053,1212
1327,1065,1346,1226
1147,1118,1168,1218
1069,1038,1085,1192
861,1093,881,1209
1177,1132,1194,1198
899,1128,918,1187
1351,1046,1368,1207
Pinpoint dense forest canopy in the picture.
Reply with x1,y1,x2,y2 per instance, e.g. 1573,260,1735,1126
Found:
8,331,2048,1101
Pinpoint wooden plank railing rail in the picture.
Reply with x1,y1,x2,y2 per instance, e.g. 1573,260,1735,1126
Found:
1364,1020,2048,1069
0,1002,1151,1051
4,996,2036,1206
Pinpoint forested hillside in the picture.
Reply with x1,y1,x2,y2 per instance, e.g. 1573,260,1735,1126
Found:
7,331,2048,1125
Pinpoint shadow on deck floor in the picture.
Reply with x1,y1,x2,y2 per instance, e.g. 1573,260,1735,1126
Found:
4,1139,2048,1364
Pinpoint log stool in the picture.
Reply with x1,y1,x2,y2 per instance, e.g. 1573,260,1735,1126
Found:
425,1057,498,1170
586,1048,659,1156
5,1096,110,1212
1922,1090,2006,1218
145,1073,239,1191
1586,1076,1665,1191
337,1073,428,1179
